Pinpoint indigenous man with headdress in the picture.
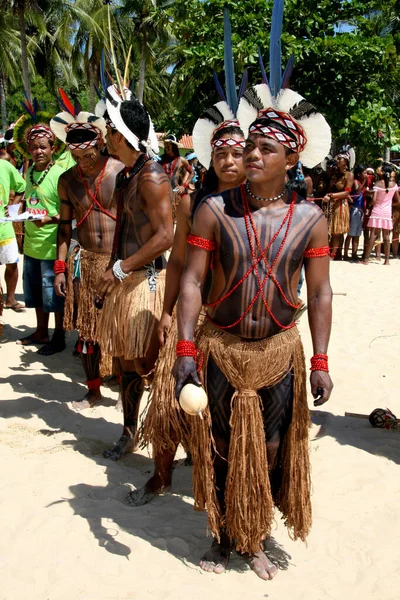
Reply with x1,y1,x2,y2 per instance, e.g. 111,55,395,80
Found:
160,134,194,218
14,99,67,355
323,145,355,259
173,1,333,579
51,91,123,409
95,90,174,460
132,8,248,506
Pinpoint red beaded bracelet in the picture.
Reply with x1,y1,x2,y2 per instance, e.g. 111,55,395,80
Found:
54,260,66,274
310,354,329,372
176,340,204,371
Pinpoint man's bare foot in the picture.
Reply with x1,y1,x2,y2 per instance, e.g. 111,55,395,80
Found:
200,535,232,574
124,475,172,507
103,434,135,461
17,332,49,346
72,390,102,411
249,550,278,581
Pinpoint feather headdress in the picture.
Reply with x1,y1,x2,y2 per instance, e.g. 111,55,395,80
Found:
14,94,58,158
192,8,248,168
103,4,158,156
237,0,331,168
50,88,107,150
335,144,356,170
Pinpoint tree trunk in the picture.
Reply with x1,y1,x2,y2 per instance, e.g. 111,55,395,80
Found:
137,31,147,104
0,75,7,129
384,146,391,162
17,5,32,102
89,61,96,113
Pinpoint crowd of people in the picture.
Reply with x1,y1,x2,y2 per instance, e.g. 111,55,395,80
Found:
0,1,398,583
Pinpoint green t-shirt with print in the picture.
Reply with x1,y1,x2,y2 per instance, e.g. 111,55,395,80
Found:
54,148,76,171
24,163,65,260
0,160,26,243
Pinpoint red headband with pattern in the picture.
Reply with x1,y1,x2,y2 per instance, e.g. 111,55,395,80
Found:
249,108,307,153
26,125,55,145
211,119,245,150
65,122,102,150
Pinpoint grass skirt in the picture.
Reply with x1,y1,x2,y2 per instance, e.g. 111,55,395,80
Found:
139,313,205,455
64,248,112,376
190,321,311,554
330,199,350,235
392,205,400,236
97,269,165,360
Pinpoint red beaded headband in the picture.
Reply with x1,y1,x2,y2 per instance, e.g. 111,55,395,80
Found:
211,138,245,150
249,108,307,153
65,122,102,150
212,119,241,136
26,125,55,144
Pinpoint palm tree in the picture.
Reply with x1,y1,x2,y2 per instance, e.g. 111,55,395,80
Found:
0,10,25,128
119,0,175,103
0,0,44,102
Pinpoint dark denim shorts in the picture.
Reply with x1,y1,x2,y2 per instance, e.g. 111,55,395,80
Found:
23,255,65,313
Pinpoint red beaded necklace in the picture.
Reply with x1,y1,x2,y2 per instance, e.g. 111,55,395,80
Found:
76,158,114,227
205,184,299,330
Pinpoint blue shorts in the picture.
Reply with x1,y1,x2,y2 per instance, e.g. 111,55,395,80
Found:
23,255,65,313
349,206,364,237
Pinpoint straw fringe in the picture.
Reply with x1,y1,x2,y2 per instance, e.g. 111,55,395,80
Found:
97,269,165,359
330,199,350,235
392,204,400,235
139,313,205,456
64,248,112,376
190,321,311,554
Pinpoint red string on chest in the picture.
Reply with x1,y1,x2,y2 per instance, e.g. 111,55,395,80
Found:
76,158,115,227
205,185,299,331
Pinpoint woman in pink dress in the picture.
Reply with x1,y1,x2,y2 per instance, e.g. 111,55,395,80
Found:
363,163,400,265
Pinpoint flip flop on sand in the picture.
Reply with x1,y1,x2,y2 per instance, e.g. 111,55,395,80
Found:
5,302,26,313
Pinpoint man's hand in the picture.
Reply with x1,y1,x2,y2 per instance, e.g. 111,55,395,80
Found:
33,215,52,228
96,268,120,299
175,185,186,196
310,371,333,406
54,273,67,298
158,311,172,346
172,356,201,399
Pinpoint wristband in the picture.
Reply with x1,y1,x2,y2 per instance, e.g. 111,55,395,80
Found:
310,354,329,372
54,260,66,274
112,259,130,282
176,340,204,371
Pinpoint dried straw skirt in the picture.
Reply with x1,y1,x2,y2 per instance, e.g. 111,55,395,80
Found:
139,313,205,455
190,321,311,554
330,199,350,235
391,204,400,235
97,268,165,360
63,248,112,376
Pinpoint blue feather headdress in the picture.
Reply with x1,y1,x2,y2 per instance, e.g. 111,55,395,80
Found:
237,0,332,168
193,8,248,168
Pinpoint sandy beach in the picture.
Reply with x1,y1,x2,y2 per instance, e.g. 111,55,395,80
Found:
1,258,400,600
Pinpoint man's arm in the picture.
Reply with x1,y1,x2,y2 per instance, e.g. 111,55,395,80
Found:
304,215,333,406
158,193,192,345
54,177,73,298
172,201,216,397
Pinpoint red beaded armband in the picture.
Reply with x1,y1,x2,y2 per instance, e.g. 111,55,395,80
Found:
304,246,330,259
54,260,66,274
187,234,216,252
344,187,352,192
176,340,204,371
310,354,329,372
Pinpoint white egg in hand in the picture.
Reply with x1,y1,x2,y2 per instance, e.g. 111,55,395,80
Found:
179,383,208,416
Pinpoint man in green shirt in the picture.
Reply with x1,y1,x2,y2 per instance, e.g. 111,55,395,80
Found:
0,160,26,311
18,122,66,355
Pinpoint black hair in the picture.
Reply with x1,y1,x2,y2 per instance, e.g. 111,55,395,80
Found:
192,124,244,211
66,128,98,145
354,164,366,181
161,139,180,160
119,100,150,152
4,128,14,142
381,162,392,192
286,161,307,200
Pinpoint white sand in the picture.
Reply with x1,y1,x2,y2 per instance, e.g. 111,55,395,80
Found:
1,259,400,600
